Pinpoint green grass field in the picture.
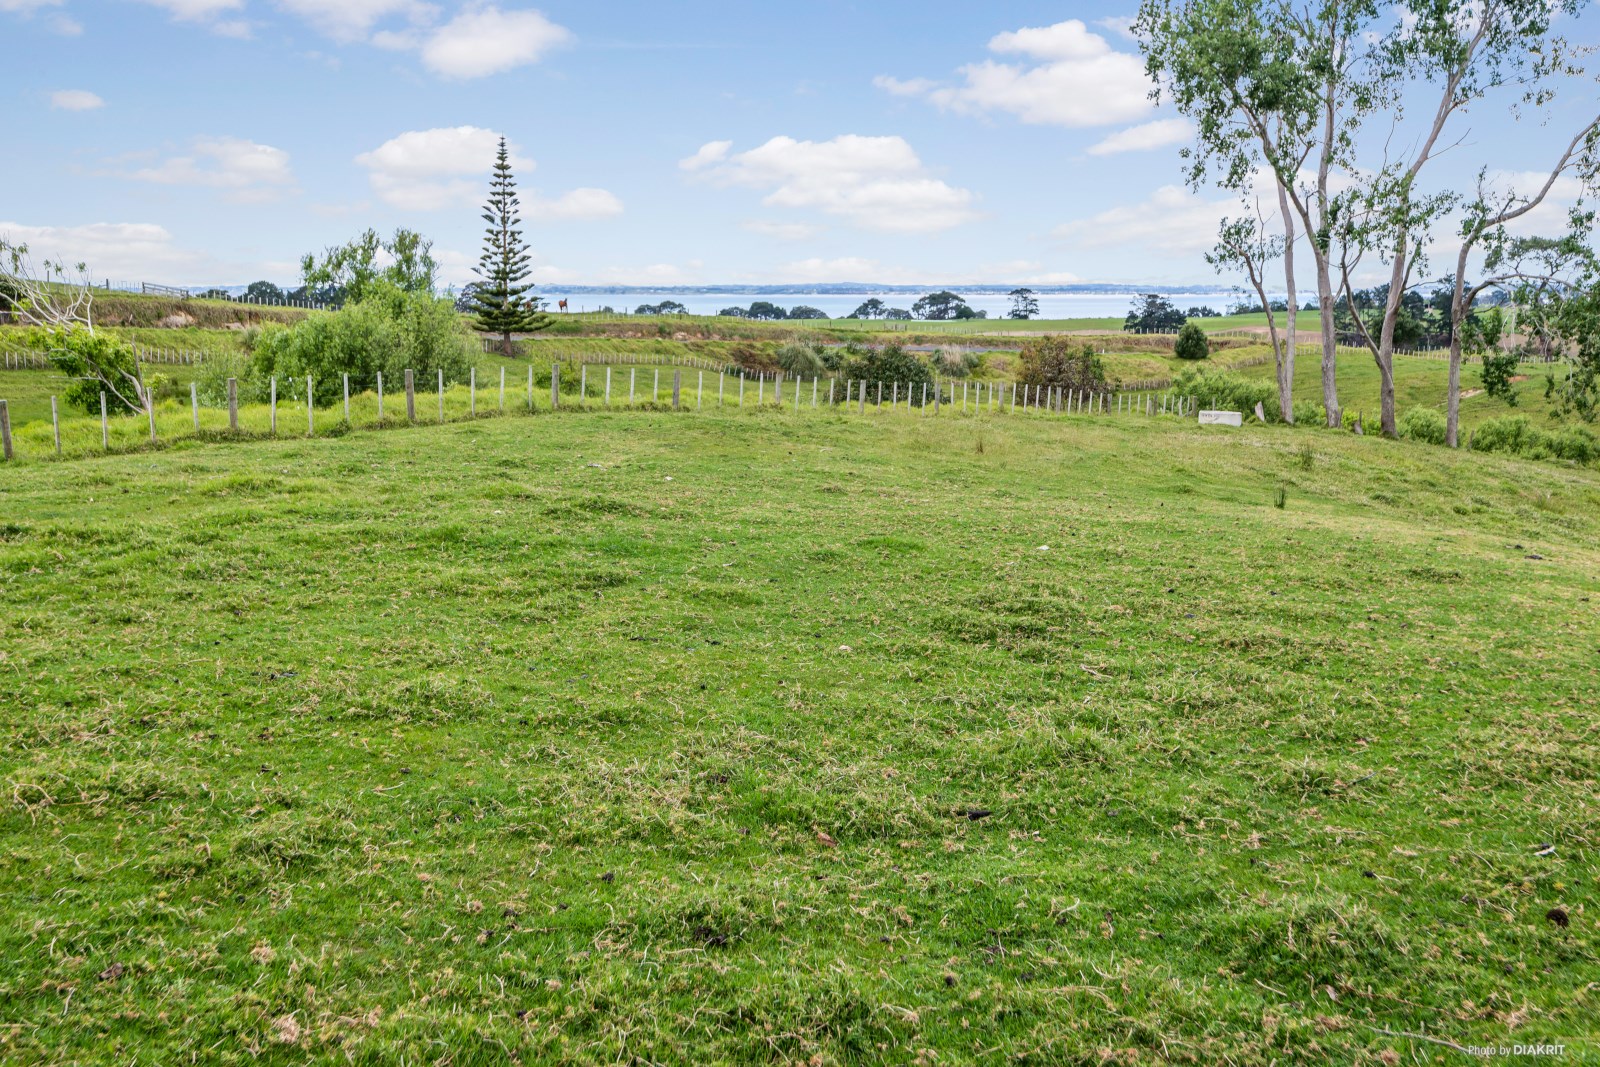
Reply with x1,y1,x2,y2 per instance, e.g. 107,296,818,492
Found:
2,407,1597,1064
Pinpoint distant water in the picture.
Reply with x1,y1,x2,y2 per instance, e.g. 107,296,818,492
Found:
537,291,1236,320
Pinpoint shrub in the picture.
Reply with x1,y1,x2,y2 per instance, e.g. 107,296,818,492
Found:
775,341,826,378
1015,337,1107,393
39,326,144,414
247,282,474,401
1478,350,1520,406
1170,367,1276,419
1292,400,1325,426
1398,406,1447,445
932,345,982,378
1471,415,1600,465
1175,322,1211,361
837,344,934,401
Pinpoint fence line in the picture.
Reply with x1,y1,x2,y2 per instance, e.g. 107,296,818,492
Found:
0,365,1232,463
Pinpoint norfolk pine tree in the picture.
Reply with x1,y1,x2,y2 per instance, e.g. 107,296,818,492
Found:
472,137,549,356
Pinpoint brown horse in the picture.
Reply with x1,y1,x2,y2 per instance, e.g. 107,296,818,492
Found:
558,299,569,312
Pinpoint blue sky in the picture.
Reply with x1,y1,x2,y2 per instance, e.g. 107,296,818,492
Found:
3,0,1596,290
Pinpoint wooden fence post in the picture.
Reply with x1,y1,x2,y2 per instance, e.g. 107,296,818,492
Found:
51,397,61,456
552,364,561,410
500,367,506,411
307,376,315,436
673,370,681,410
0,400,11,461
470,368,477,416
698,370,704,409
228,378,239,431
343,374,350,422
270,377,278,434
719,372,725,406
191,383,200,430
813,377,819,407
405,369,416,422
378,372,385,420
438,370,445,423
606,367,613,406
146,388,156,444
100,393,108,449
654,369,660,403
527,365,533,410
579,365,586,407
630,368,636,404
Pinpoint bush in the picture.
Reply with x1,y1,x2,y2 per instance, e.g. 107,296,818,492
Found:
1015,337,1107,393
774,341,826,378
247,282,474,401
1175,322,1211,361
1471,415,1600,465
931,345,982,378
39,326,144,414
1291,400,1325,426
837,343,935,402
1399,407,1447,446
1170,367,1276,419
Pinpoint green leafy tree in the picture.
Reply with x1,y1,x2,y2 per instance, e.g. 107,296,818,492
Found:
471,138,549,355
1008,288,1039,320
849,298,887,319
838,343,934,399
41,326,147,415
746,301,788,320
1015,337,1107,393
302,228,438,308
788,305,828,320
1175,322,1211,360
1123,294,1186,333
245,280,285,303
912,291,971,320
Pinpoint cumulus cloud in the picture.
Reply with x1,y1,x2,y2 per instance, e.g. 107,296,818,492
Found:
123,137,296,203
681,134,979,234
50,89,104,111
357,127,620,217
420,6,572,78
874,19,1155,128
1087,118,1192,156
1053,184,1235,257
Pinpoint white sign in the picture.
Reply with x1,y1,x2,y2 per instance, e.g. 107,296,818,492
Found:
1198,410,1243,427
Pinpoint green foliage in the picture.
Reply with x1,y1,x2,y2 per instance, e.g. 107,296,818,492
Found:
774,341,826,378
1175,321,1211,361
1171,366,1276,418
837,343,933,398
911,291,971,321
1008,288,1039,320
247,284,474,400
301,227,438,307
472,138,550,345
1470,414,1599,464
1398,406,1447,446
1015,336,1107,393
1123,293,1186,333
38,326,144,414
1477,350,1521,407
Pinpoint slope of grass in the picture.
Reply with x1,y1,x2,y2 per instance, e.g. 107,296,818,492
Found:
2,410,1597,1064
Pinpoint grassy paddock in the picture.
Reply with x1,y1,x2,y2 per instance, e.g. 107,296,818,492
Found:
1,411,1596,1064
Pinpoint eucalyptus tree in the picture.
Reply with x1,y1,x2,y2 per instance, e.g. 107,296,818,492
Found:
1208,210,1291,417
1340,0,1596,437
1137,0,1384,428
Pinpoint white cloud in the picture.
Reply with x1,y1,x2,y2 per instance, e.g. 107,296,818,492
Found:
1485,171,1589,237
680,141,732,172
274,0,434,43
528,188,623,221
1094,15,1138,41
132,0,246,32
1,0,78,32
50,89,104,111
420,6,572,79
1087,118,1192,156
124,137,296,203
741,220,821,240
875,19,1154,128
356,126,527,210
0,221,252,283
682,134,980,234
357,127,620,217
1053,184,1232,256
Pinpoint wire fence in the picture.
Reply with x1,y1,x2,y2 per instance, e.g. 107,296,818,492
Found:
0,365,1224,463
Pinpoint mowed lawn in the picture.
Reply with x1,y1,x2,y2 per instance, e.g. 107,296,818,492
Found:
1,409,1597,1064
